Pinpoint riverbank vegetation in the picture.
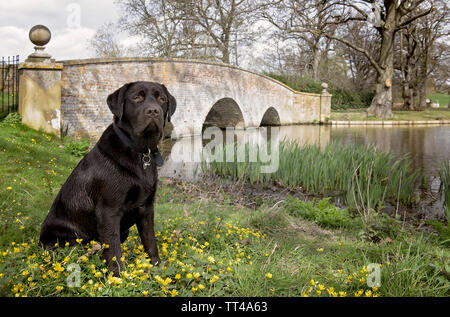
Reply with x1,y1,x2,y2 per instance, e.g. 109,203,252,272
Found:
0,121,449,297
202,141,421,214
331,108,450,122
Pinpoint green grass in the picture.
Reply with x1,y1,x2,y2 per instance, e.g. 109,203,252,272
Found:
427,93,450,108
331,108,450,121
0,122,448,297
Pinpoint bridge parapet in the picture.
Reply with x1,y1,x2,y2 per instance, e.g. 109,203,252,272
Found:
21,56,331,138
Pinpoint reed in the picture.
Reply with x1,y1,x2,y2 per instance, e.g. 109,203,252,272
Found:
202,141,422,212
439,160,450,213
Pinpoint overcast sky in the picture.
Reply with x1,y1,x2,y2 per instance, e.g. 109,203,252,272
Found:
0,0,122,61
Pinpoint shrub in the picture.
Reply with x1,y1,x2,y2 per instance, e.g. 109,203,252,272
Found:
2,112,21,124
63,139,90,157
284,196,355,228
264,73,374,110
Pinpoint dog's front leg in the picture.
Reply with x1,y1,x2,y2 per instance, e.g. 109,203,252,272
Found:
95,209,123,276
137,203,161,266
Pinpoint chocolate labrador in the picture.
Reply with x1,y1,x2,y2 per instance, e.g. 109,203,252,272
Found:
39,81,176,276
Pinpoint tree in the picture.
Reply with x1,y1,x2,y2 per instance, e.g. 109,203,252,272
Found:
337,20,378,92
89,22,127,58
410,0,449,109
262,0,336,81
117,0,190,58
322,0,433,118
116,0,260,65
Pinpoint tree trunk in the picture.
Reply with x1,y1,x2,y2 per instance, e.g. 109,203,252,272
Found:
367,74,394,118
367,40,394,118
418,81,427,109
402,63,416,110
312,39,321,81
367,6,396,119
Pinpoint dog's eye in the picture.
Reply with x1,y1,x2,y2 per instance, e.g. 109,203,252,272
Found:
132,94,144,103
157,96,167,103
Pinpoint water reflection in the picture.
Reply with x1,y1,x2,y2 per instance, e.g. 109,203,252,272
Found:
159,125,450,182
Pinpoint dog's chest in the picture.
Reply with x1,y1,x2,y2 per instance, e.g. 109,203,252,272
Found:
124,167,157,208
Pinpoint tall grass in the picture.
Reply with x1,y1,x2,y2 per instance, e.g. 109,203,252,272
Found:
439,160,450,213
202,141,422,215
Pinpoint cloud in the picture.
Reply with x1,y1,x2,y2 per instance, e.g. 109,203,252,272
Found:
0,0,120,60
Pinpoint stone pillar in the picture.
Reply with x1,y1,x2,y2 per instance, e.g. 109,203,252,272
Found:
320,83,332,123
18,25,63,135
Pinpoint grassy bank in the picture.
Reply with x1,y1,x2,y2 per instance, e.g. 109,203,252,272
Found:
0,122,449,297
427,93,450,108
331,108,450,121
202,141,421,216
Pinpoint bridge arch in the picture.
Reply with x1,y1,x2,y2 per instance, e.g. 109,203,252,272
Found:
203,97,245,129
260,107,280,126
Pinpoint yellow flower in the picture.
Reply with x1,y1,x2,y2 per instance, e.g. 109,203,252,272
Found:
354,289,364,297
316,290,322,296
208,256,215,263
193,272,200,279
186,273,193,279
317,248,324,252
175,274,181,280
318,284,325,291
265,273,272,279
169,289,178,297
198,284,205,290
209,275,219,283
142,290,149,296
310,279,316,286
55,285,63,292
6,186,12,190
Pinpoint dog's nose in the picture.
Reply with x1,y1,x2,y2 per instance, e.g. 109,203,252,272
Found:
145,105,161,118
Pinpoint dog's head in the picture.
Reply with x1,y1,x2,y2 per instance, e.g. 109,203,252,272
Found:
107,81,176,150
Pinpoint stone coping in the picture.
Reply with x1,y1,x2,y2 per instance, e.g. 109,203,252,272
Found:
57,57,324,97
19,62,63,70
331,120,450,126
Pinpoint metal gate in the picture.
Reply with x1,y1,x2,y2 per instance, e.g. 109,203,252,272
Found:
1,55,20,118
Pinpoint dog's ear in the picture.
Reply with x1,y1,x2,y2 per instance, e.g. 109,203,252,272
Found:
160,84,177,122
107,83,133,120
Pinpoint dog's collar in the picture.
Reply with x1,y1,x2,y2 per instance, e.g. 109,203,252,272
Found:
112,123,164,168
113,123,148,154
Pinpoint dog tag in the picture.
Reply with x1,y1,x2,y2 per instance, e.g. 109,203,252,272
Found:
142,149,152,170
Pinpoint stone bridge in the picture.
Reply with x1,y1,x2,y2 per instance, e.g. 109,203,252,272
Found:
60,58,331,138
19,57,331,139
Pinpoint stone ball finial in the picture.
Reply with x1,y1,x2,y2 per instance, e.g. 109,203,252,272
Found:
321,82,328,93
29,25,51,47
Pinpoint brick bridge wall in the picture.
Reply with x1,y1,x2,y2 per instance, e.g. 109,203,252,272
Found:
60,57,330,139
